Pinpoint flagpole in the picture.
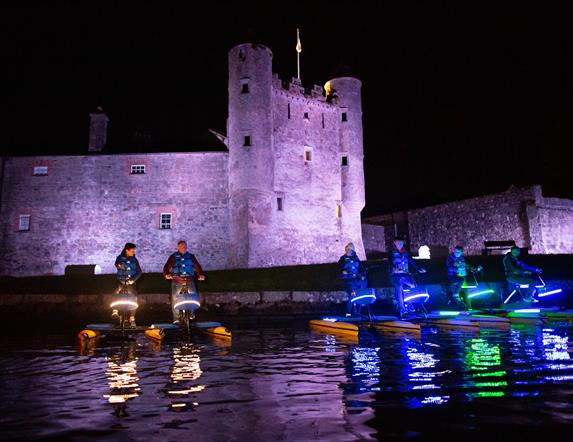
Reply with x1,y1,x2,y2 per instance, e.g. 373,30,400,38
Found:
296,28,301,80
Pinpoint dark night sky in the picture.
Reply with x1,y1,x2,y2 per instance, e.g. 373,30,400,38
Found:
2,2,572,215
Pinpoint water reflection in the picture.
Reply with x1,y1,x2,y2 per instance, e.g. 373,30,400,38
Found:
350,346,380,393
463,337,507,399
166,343,205,411
103,342,140,417
1,324,573,440
401,338,450,407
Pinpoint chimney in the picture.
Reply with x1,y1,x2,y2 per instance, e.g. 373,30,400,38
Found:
88,106,109,152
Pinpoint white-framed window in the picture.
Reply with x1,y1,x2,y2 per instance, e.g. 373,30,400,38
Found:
336,204,342,218
131,164,146,175
19,214,31,231
341,155,349,167
33,166,48,176
160,212,172,229
304,146,313,162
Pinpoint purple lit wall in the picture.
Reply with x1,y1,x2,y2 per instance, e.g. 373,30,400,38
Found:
0,153,229,276
0,43,368,276
362,185,573,256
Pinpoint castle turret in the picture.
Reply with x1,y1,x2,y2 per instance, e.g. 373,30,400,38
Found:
227,43,274,267
88,107,109,153
325,77,366,258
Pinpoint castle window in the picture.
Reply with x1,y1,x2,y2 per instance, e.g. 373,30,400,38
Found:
303,112,309,120
321,113,325,128
160,213,172,230
277,197,283,211
341,155,349,167
304,147,313,162
244,135,251,147
288,103,291,119
19,214,30,231
33,166,48,176
131,164,146,175
341,112,348,122
240,78,250,94
336,204,342,218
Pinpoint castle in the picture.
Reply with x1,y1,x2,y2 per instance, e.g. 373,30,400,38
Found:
0,43,366,276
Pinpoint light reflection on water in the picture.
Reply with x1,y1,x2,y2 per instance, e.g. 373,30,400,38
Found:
0,323,572,440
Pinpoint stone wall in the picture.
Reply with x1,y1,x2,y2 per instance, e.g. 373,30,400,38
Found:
534,197,573,254
0,152,230,276
361,224,386,258
406,186,537,256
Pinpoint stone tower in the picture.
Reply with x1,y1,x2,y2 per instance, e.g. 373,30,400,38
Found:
227,43,275,268
227,43,366,268
326,77,366,257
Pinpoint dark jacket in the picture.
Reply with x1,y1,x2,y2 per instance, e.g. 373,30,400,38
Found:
163,252,204,283
338,251,366,280
503,253,538,277
115,253,142,283
388,245,421,275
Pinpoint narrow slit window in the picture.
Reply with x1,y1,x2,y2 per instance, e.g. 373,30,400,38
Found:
321,113,325,128
244,135,251,147
160,213,172,230
33,166,48,176
336,205,342,218
19,214,30,231
303,112,309,120
341,112,348,122
287,103,291,119
341,156,349,166
277,197,283,211
131,164,146,175
241,81,249,94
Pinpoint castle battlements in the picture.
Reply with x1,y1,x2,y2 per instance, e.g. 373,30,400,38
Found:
271,73,330,104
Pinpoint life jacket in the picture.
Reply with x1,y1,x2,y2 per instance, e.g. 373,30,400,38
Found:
116,255,138,280
390,247,410,274
340,252,362,279
172,252,195,278
448,255,467,277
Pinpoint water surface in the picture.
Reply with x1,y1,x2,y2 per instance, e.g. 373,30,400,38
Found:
1,322,572,441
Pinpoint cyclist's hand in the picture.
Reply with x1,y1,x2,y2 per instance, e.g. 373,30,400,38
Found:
198,275,206,281
342,270,347,275
117,264,125,270
419,268,427,274
536,268,543,274
165,274,173,280
477,266,483,272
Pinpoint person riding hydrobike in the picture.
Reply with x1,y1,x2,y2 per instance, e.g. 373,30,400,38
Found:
338,242,368,317
163,240,205,323
503,246,542,303
113,242,142,327
388,236,427,319
445,245,483,309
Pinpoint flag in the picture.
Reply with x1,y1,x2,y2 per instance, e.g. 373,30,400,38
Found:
296,28,302,53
